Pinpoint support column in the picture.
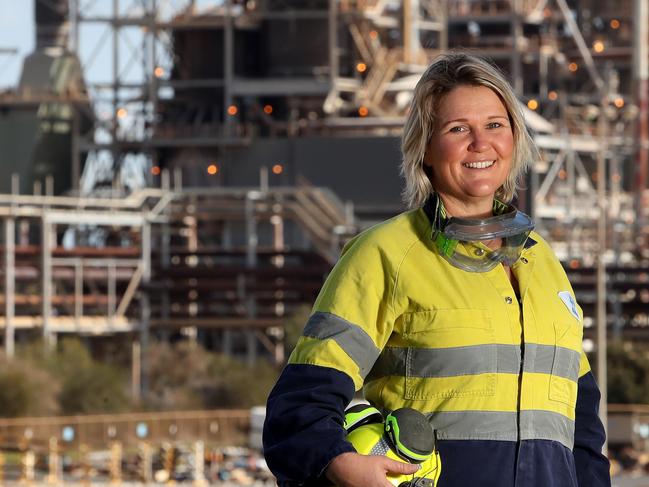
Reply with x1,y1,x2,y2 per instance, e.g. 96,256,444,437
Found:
140,221,151,398
224,0,234,135
328,0,339,115
633,0,649,231
245,194,258,366
4,217,15,359
403,0,420,64
596,98,609,453
42,217,54,349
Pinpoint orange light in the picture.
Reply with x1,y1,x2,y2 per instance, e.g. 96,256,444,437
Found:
369,30,378,40
154,66,165,78
568,62,578,72
263,104,273,114
227,105,238,116
614,97,625,108
610,19,620,29
117,107,128,118
548,90,558,101
151,166,161,176
569,259,580,269
593,41,605,53
558,169,567,180
527,99,538,110
358,106,369,117
207,164,218,175
272,164,283,175
356,62,367,73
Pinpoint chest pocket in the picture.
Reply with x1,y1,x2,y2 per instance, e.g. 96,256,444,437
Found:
549,321,583,407
402,309,496,400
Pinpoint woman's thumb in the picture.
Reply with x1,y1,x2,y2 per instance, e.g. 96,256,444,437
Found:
383,458,421,475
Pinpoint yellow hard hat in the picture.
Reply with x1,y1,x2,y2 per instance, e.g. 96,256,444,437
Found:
344,405,441,487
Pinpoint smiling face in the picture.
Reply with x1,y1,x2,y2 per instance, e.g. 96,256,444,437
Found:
423,84,514,218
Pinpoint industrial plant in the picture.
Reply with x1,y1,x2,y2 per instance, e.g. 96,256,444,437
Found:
0,0,648,482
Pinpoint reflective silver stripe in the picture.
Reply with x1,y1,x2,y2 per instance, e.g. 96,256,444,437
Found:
546,346,581,382
410,344,498,378
520,409,575,450
302,311,380,377
366,343,580,382
426,410,574,449
429,410,519,441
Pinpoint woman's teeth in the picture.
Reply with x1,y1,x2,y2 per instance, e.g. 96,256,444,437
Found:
463,160,495,169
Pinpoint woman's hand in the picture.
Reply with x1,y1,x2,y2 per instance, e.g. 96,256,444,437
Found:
325,452,420,487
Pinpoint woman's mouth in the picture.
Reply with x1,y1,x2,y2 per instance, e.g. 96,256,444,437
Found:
462,160,495,169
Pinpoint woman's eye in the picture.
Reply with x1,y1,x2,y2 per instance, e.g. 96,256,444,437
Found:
487,122,502,129
449,126,465,133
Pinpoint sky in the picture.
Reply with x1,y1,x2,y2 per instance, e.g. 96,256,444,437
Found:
0,0,221,90
0,1,34,89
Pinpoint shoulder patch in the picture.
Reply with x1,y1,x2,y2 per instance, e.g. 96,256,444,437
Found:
558,291,580,321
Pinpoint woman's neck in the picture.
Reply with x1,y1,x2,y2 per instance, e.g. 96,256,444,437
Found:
438,194,494,219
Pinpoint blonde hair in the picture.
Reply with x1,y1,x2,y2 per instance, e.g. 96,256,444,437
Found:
401,52,536,208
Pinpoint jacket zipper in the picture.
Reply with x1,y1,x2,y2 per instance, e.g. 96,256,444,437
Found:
513,294,525,486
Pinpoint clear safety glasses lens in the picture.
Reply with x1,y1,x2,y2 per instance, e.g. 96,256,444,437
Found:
435,209,534,273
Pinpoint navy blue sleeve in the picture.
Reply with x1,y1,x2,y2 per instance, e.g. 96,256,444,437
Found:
263,363,357,484
573,371,611,487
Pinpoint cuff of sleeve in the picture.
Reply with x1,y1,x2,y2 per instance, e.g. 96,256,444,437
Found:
317,440,357,479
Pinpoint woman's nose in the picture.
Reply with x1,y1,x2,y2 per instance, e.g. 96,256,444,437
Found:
468,130,490,152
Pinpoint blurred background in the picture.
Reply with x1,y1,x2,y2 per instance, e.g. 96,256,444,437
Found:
0,0,647,485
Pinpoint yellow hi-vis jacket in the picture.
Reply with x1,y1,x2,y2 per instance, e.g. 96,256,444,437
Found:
265,206,609,487
264,209,610,487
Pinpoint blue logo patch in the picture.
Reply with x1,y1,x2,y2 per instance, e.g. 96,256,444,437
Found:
558,291,580,321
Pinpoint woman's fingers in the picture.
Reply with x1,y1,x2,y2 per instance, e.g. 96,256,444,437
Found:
326,452,421,487
381,457,421,475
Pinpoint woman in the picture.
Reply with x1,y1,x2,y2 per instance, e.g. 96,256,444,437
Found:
263,52,610,487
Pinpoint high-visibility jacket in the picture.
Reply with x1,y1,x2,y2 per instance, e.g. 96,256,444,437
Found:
263,206,610,487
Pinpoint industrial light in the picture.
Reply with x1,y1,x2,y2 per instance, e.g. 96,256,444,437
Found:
227,105,238,116
614,97,625,108
593,41,605,53
568,62,578,72
610,19,620,29
207,164,218,175
356,62,367,73
263,104,273,114
548,90,558,101
527,99,538,110
117,107,128,118
151,166,161,176
369,30,378,40
154,66,165,78
358,106,369,117
272,164,283,175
